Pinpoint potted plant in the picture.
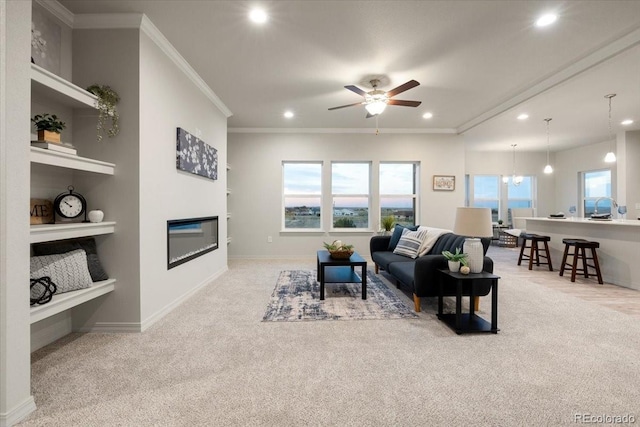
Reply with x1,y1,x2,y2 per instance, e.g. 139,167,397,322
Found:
380,215,395,235
442,248,468,272
323,240,354,259
86,84,120,142
31,113,66,143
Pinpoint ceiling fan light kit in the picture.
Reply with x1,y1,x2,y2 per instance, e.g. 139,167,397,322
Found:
329,78,421,118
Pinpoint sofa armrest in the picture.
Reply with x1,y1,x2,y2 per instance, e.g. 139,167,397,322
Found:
370,235,391,255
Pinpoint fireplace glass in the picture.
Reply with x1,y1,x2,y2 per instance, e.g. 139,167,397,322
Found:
167,216,218,269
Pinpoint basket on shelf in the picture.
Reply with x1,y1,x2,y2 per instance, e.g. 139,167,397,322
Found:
328,249,354,259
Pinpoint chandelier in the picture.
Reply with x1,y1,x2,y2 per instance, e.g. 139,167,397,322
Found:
503,144,523,186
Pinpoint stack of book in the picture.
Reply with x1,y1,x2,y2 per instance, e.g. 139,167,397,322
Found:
31,140,77,155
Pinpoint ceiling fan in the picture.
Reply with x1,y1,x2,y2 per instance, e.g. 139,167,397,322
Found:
328,79,422,118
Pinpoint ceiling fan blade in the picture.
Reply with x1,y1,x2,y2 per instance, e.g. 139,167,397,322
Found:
387,99,422,107
366,112,377,119
386,80,420,98
328,101,364,111
344,85,367,97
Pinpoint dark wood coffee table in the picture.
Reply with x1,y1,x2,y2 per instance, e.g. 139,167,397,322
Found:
316,250,367,300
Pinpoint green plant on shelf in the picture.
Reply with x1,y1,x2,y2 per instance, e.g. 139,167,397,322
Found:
31,113,66,132
442,248,469,266
86,84,120,142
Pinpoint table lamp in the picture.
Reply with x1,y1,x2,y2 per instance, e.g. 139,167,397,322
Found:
453,207,493,273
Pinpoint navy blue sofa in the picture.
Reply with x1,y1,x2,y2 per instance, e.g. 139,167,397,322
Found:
370,231,493,312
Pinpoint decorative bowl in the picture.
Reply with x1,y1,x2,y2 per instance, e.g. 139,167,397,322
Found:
328,249,354,259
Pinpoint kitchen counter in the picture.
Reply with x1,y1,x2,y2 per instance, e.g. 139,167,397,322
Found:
523,217,640,290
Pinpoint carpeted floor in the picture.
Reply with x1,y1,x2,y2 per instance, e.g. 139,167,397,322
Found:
262,269,418,321
18,249,640,426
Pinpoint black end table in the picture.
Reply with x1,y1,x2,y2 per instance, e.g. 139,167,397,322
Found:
437,269,499,334
316,250,367,300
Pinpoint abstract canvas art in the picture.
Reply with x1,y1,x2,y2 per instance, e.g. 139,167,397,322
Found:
176,127,218,180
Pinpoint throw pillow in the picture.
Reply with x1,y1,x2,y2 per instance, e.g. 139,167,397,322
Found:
393,228,429,259
30,249,93,294
32,237,108,282
387,224,419,251
417,226,453,257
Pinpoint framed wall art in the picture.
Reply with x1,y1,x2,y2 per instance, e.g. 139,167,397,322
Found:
433,175,455,191
176,127,218,181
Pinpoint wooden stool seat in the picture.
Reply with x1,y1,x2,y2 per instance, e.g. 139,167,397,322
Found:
517,234,553,271
559,239,603,284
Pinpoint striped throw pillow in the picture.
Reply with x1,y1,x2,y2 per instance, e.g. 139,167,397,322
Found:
393,228,429,258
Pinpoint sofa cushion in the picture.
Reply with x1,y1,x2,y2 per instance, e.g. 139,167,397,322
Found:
372,251,413,272
387,261,415,288
388,224,419,251
393,228,428,258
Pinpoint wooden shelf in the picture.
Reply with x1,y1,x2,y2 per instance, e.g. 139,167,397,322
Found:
30,64,98,109
31,147,115,175
31,221,116,244
30,279,116,324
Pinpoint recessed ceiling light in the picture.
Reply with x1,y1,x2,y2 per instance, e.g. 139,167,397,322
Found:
621,119,634,125
249,8,268,24
517,113,529,120
422,112,433,119
536,13,557,27
284,111,294,119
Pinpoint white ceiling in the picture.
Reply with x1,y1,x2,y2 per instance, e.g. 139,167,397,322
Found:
59,0,640,152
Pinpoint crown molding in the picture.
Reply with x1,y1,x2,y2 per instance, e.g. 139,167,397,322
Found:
35,0,74,28
457,24,640,135
228,127,457,134
73,13,232,118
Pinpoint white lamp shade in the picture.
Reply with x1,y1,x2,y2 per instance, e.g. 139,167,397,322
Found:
604,151,616,163
365,100,387,115
543,164,553,174
453,207,493,238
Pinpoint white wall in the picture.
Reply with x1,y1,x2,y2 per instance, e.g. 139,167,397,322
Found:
228,132,465,259
464,149,555,217
623,131,640,218
0,1,36,425
138,30,228,326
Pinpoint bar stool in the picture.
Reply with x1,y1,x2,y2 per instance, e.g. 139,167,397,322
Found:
559,238,603,284
517,233,553,271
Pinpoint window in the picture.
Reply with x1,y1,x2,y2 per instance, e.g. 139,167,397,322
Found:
379,163,418,227
283,162,322,229
332,162,370,229
507,176,534,211
583,169,611,217
473,175,500,222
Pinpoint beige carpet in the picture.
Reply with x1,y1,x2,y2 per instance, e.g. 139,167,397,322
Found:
19,251,640,426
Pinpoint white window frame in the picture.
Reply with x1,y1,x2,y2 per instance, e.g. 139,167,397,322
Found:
330,161,371,231
282,161,323,231
581,168,612,218
379,162,419,228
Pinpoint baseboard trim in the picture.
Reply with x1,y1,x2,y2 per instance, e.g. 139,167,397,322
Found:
140,266,229,332
0,396,36,427
78,322,142,333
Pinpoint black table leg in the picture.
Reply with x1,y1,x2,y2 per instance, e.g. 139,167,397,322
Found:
455,279,462,333
491,279,498,333
320,265,325,300
362,266,367,299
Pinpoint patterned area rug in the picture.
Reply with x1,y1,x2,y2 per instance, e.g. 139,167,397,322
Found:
262,270,418,321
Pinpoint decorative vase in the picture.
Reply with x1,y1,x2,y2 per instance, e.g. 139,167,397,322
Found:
37,130,61,143
448,260,460,272
464,238,484,273
88,210,104,223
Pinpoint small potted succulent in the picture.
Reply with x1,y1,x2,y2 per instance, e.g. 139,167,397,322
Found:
442,248,468,272
31,113,66,143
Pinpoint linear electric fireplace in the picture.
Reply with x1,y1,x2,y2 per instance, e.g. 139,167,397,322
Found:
167,216,219,269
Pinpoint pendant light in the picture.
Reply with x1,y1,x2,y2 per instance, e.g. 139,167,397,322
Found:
604,94,617,163
504,144,523,186
543,118,553,174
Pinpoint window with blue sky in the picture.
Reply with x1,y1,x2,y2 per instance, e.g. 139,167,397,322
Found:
380,162,418,227
283,162,322,229
470,174,535,223
583,169,611,216
332,162,370,229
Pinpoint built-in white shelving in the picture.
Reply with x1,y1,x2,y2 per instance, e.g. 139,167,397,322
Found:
30,279,116,324
30,147,116,175
30,63,98,109
30,221,116,244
